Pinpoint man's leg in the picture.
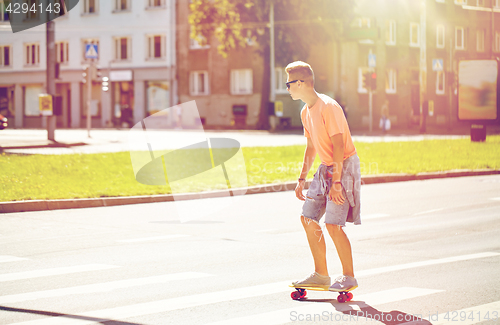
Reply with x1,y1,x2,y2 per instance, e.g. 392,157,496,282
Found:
326,224,354,278
301,215,328,276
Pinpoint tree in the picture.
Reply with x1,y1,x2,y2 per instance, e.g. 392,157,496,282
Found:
189,0,354,129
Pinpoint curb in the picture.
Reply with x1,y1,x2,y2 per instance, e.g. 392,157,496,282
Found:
1,169,499,214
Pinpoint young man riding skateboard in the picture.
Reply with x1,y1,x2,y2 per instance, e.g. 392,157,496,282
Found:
286,61,361,292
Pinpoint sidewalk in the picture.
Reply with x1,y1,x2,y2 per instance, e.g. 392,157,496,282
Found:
1,127,499,214
1,124,492,155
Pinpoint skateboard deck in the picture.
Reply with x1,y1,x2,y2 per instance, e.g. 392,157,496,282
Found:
289,285,354,303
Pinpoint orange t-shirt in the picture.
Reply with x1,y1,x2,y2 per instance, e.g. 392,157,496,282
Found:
301,94,356,166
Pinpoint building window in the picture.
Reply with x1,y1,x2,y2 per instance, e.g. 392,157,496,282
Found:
82,39,99,61
275,67,288,94
56,41,69,64
476,29,485,52
190,71,209,96
455,26,465,50
147,35,165,59
495,0,500,8
147,81,170,116
385,20,396,45
454,0,467,4
410,23,420,47
476,0,484,6
25,43,40,66
436,25,445,48
190,27,209,49
230,69,253,95
1,0,10,21
25,85,44,116
114,0,129,11
54,0,67,17
147,0,165,8
114,37,131,61
83,0,97,14
351,17,371,28
0,45,11,67
25,0,39,20
436,71,445,95
386,69,397,94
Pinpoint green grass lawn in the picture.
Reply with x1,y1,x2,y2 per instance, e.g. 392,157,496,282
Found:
1,135,500,202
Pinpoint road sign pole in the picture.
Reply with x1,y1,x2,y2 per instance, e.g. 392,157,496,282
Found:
46,19,56,141
87,62,92,138
369,87,373,133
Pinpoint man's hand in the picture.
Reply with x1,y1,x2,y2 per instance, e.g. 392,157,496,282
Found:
295,180,306,201
329,182,345,205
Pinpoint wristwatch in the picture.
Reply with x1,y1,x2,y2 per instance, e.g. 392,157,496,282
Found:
298,178,305,182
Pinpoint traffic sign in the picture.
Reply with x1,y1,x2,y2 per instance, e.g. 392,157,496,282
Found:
274,101,283,117
432,59,443,71
39,94,53,116
368,54,376,68
85,44,99,59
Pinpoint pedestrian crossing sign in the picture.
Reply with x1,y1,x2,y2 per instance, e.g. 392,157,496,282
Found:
85,44,99,59
432,59,443,71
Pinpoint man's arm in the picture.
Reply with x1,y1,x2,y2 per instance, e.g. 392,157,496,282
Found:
295,137,316,201
329,133,345,205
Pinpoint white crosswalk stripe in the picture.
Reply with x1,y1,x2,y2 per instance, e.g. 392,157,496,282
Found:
204,287,443,325
356,252,500,277
418,300,500,325
0,256,28,263
1,252,499,324
0,264,119,282
116,234,190,243
0,272,213,304
6,281,291,325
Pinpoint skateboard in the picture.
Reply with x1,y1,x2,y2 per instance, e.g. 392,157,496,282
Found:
289,285,354,303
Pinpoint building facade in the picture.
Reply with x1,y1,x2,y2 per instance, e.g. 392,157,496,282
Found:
176,0,266,129
0,0,176,129
338,0,500,130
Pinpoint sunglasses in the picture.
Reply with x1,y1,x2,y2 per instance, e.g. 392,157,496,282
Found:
286,79,304,89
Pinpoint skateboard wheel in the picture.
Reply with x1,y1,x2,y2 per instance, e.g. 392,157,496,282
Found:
291,291,302,300
337,294,346,303
346,292,353,301
300,290,307,299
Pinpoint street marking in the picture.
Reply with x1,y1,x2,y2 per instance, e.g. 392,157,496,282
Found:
4,252,498,324
0,264,119,283
416,300,500,325
413,208,445,216
204,287,443,325
116,234,190,243
6,281,292,325
357,252,500,277
0,256,28,263
0,272,213,304
362,213,391,220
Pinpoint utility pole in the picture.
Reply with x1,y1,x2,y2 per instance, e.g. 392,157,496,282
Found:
269,0,275,103
448,38,453,130
46,19,56,141
87,63,93,138
419,0,427,122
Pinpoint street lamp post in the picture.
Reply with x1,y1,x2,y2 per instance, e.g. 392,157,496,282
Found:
419,0,427,133
46,19,56,141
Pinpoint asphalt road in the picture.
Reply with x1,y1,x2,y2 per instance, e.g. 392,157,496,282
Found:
1,175,499,325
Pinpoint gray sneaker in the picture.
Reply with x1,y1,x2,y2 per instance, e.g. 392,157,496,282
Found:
329,275,358,292
292,272,331,288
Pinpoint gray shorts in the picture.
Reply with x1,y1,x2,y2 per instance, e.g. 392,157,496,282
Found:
301,154,360,227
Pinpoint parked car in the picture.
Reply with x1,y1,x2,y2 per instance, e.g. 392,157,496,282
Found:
0,114,8,130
